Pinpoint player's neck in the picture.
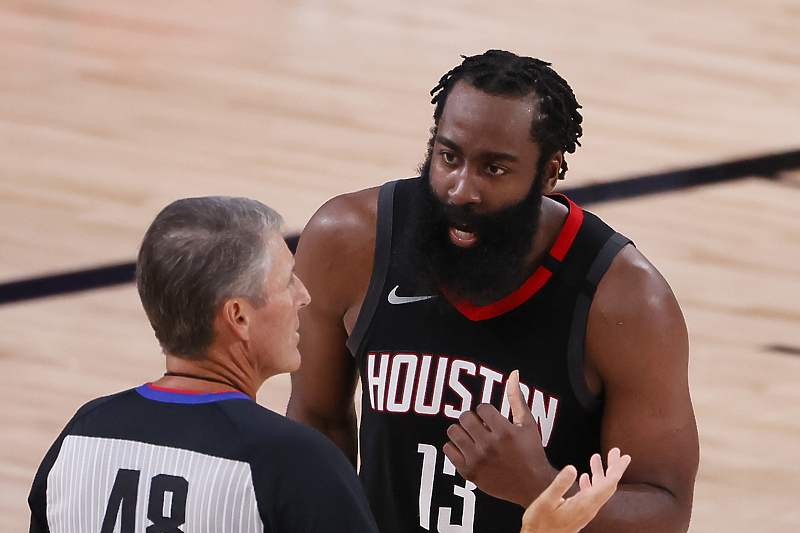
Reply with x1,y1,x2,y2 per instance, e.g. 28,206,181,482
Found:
523,196,569,273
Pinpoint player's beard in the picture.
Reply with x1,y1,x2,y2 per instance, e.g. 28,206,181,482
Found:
410,154,546,304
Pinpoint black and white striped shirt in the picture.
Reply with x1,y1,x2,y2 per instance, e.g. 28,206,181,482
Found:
29,385,378,533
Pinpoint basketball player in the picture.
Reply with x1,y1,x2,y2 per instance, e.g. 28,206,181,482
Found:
287,50,699,533
28,196,379,533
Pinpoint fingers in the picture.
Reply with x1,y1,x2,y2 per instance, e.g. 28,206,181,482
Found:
524,448,631,533
473,403,513,433
507,370,535,427
442,441,465,470
521,464,577,532
576,448,630,506
446,416,476,449
451,369,537,436
456,409,491,436
608,447,621,464
564,449,631,501
585,449,631,490
589,452,604,483
538,464,578,507
578,471,591,492
605,447,631,484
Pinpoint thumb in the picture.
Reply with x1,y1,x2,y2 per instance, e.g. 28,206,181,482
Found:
507,370,534,426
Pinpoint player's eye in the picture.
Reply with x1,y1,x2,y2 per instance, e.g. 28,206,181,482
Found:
486,163,507,176
440,151,457,165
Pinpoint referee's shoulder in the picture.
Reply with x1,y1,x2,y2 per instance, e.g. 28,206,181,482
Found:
71,388,138,419
220,400,351,464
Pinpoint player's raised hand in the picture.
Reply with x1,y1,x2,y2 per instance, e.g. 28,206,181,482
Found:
443,370,558,507
520,447,631,533
506,368,533,427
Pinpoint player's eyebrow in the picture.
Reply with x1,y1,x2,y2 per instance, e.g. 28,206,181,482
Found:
436,136,518,163
482,151,518,163
436,136,463,153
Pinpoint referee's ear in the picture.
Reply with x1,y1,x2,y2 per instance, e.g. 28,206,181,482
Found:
218,298,252,343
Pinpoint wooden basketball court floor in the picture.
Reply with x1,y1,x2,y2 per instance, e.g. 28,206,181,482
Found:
1,0,799,531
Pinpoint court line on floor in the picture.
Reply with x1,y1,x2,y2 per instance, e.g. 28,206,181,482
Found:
1,148,798,305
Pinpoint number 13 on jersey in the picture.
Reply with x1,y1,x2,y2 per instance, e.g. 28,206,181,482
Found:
418,443,477,533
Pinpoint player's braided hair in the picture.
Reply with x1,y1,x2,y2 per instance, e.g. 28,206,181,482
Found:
430,50,583,179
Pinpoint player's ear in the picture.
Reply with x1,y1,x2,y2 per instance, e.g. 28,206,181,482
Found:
220,298,250,341
541,152,563,194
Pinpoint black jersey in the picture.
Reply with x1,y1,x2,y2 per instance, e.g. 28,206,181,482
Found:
29,384,378,533
347,177,631,533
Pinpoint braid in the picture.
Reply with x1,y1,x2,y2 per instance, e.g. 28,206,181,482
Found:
430,50,583,180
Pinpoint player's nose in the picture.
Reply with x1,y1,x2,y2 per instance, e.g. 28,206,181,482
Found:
446,168,480,206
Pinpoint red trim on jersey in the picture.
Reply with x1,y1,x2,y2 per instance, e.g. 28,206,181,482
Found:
446,195,584,321
146,383,234,395
548,195,583,261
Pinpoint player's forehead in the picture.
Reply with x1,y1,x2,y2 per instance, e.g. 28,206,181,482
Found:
444,80,537,115
437,81,540,153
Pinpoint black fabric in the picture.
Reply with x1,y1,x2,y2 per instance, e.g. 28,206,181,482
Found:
350,177,627,533
540,254,561,274
28,387,378,533
348,180,397,356
567,232,633,412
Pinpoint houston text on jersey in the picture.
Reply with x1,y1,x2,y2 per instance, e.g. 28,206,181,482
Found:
365,351,560,446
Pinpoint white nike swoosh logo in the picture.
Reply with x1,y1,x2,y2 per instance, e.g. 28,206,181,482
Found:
387,285,436,305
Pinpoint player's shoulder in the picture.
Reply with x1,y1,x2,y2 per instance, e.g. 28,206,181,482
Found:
587,243,687,374
301,186,381,245
598,244,678,316
294,185,383,303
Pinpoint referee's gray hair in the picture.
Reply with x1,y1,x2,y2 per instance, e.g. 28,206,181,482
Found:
136,196,283,360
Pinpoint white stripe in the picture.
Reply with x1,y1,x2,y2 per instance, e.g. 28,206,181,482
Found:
46,435,263,533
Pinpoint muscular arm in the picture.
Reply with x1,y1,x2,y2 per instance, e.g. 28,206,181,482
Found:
578,244,699,532
444,245,699,532
286,189,378,466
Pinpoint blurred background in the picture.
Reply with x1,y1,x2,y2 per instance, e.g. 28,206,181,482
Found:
1,0,799,531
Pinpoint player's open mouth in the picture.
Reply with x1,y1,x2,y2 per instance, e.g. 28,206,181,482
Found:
449,223,478,247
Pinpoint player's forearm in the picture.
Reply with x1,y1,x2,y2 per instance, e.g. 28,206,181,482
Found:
579,483,692,533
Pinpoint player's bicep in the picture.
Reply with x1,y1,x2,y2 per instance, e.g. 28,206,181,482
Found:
290,300,358,420
586,247,698,497
287,192,375,432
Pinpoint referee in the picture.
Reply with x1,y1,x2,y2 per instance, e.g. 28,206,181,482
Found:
28,196,378,533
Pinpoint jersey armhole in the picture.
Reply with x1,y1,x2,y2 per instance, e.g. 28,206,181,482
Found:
567,232,632,411
346,180,397,357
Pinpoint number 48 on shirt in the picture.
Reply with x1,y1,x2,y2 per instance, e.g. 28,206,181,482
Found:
101,468,187,533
